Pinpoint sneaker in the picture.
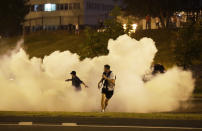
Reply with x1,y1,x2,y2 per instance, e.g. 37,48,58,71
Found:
101,109,105,112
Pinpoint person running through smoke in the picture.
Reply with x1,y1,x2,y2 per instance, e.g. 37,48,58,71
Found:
66,71,88,91
98,65,116,112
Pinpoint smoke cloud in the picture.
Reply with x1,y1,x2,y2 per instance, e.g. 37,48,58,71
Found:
0,35,195,112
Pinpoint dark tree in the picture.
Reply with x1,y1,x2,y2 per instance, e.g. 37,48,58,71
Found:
0,0,29,37
123,0,201,28
174,21,202,69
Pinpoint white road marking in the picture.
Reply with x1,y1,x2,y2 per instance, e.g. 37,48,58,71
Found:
62,123,78,126
18,122,33,125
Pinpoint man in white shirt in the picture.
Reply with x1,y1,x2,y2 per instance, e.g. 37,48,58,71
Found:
98,65,115,112
75,24,79,36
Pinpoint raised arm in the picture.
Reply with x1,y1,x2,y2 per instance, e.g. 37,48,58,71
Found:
65,79,72,82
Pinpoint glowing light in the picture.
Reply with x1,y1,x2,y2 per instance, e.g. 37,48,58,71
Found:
131,24,138,33
123,24,127,30
34,5,39,11
132,24,137,30
123,24,138,33
176,11,185,17
45,4,51,11
45,3,56,11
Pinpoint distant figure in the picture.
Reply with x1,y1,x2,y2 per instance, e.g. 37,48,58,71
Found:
65,71,88,91
191,15,196,24
75,24,79,36
98,18,104,29
171,15,177,28
155,17,160,29
146,15,151,29
98,65,116,112
152,64,165,75
176,17,181,28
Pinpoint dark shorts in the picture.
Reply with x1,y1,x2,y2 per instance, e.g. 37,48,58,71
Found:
74,86,82,91
102,88,114,99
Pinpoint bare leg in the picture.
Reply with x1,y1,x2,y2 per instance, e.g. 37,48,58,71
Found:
104,99,109,110
101,94,106,111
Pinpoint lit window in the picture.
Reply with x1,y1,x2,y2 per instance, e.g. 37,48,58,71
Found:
52,4,56,11
34,5,39,11
44,3,56,11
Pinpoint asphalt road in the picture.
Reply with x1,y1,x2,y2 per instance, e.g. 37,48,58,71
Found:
0,116,202,131
0,124,202,131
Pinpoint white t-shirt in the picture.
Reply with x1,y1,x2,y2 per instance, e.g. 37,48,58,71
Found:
107,72,116,91
76,24,79,30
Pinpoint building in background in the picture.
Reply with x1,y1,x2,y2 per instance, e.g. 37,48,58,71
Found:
24,0,116,32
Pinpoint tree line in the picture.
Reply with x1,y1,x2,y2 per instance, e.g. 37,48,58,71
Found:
123,0,202,28
0,0,29,37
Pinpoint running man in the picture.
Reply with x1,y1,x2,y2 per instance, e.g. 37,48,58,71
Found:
98,65,116,112
66,71,88,91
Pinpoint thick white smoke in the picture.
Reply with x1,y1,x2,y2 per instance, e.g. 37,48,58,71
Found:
0,35,195,112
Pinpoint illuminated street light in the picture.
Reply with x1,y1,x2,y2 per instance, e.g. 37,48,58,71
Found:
123,24,127,30
132,24,137,30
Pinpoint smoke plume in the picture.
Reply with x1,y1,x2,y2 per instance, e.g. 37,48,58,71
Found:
0,35,195,112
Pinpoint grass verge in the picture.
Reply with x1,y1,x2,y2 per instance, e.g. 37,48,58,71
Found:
0,111,202,120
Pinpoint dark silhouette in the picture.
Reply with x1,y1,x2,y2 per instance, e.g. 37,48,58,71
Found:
152,64,165,75
66,71,88,91
146,15,151,29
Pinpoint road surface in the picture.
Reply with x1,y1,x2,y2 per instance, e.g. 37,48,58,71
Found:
0,116,202,131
